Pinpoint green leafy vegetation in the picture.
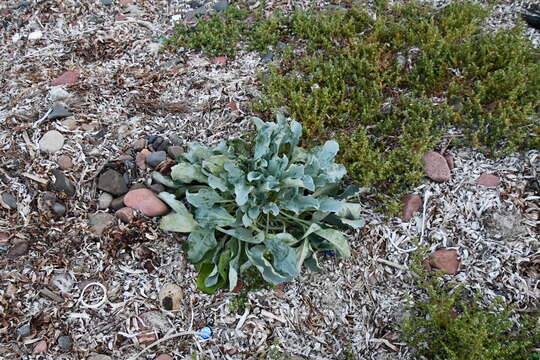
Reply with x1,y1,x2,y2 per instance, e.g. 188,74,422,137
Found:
154,115,364,293
165,6,249,57
166,0,540,212
402,251,540,360
228,267,268,312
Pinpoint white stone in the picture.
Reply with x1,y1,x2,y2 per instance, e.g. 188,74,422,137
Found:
28,31,43,40
49,87,71,102
38,130,65,154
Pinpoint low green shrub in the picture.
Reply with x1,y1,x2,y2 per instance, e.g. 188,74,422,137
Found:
154,115,364,293
166,1,540,212
402,253,540,360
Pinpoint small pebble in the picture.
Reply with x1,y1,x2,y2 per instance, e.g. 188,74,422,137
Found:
155,355,174,360
57,335,72,351
88,213,115,235
1,192,17,210
52,202,66,216
132,138,146,151
115,207,134,223
97,169,128,196
213,0,228,12
101,0,113,5
57,155,73,170
47,104,72,120
8,241,29,257
124,189,169,217
16,324,31,337
49,87,70,102
51,169,76,197
33,340,47,354
145,151,167,168
98,193,113,210
150,183,165,193
51,71,79,86
478,173,500,188
110,196,125,210
39,130,65,154
28,30,43,40
167,146,183,159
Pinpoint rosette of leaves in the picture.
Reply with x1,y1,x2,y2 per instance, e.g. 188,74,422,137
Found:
153,115,365,293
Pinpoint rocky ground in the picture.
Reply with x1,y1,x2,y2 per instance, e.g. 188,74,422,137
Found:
0,0,539,359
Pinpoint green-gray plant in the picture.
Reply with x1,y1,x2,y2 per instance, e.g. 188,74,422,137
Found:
402,250,540,360
154,115,364,293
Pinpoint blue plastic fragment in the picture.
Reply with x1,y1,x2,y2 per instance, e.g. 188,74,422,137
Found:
323,250,335,256
199,326,212,339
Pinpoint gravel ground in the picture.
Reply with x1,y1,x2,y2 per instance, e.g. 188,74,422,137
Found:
0,0,538,359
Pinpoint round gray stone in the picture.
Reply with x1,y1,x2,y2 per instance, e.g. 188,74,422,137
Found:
52,202,66,216
16,324,31,337
57,335,72,351
145,151,167,168
39,130,65,154
97,169,128,196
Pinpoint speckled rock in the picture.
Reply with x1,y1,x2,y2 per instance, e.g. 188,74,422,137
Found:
57,335,72,351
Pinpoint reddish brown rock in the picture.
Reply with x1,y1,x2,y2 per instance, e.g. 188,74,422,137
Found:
57,155,73,170
136,150,151,170
444,154,455,170
422,151,451,182
402,194,422,221
51,71,79,86
124,189,169,217
477,173,500,188
115,207,134,223
115,14,128,21
227,101,238,111
33,340,47,354
132,139,147,151
429,249,460,275
212,56,228,64
155,355,173,360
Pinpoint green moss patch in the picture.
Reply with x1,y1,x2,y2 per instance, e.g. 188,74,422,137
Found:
403,253,540,360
